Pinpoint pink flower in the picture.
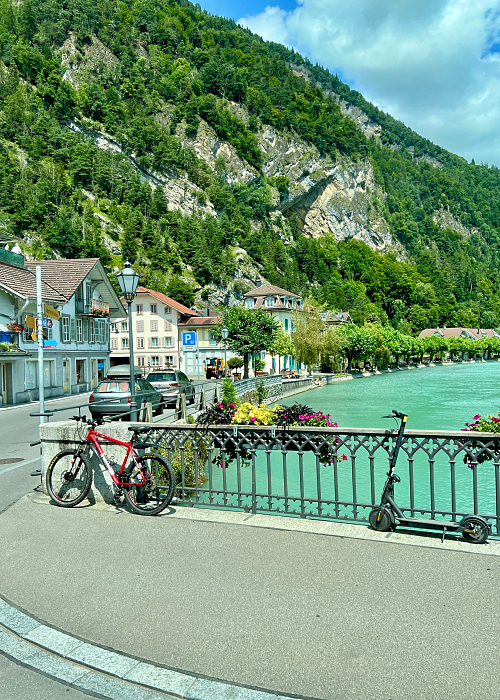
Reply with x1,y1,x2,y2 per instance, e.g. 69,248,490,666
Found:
474,414,481,420
342,455,348,461
229,403,236,408
250,416,256,422
299,415,305,420
333,422,338,428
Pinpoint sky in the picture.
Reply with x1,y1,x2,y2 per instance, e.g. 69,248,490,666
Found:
200,1,500,166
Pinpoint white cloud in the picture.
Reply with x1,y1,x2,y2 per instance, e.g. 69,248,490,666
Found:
238,1,500,165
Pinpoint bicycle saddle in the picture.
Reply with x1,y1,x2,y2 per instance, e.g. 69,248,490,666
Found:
128,426,150,434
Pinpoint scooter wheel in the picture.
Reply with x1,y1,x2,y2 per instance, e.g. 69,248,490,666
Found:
369,507,392,532
462,518,489,544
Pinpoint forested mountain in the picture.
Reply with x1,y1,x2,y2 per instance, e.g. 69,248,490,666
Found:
1,0,500,332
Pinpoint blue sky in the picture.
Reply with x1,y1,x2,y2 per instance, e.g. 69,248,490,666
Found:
199,1,500,166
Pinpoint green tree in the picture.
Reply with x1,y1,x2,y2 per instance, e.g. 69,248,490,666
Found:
165,276,195,308
292,302,325,373
216,307,280,379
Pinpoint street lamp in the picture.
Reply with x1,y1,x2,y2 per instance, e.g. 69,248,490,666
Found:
221,326,229,379
116,261,140,421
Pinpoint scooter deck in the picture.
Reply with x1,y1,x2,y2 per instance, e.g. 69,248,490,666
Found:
396,517,461,531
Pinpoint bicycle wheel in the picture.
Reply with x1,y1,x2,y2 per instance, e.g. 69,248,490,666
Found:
46,449,92,507
369,507,392,532
123,454,175,516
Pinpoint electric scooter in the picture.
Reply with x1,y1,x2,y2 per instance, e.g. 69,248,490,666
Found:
368,410,491,544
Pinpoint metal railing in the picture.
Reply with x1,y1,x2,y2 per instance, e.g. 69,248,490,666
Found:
140,424,500,535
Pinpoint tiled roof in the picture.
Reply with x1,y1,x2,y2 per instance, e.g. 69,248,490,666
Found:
243,284,300,298
178,316,221,327
0,262,67,303
25,259,99,299
135,287,199,317
320,311,352,324
418,327,500,340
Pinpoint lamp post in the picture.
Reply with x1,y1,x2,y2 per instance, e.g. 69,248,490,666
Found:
116,261,140,421
221,326,229,379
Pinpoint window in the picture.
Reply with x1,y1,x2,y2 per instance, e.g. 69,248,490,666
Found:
137,337,144,349
150,337,159,348
164,320,172,331
150,304,157,314
76,318,83,343
62,316,70,342
137,357,145,366
164,337,173,347
265,297,274,307
150,320,158,331
110,339,118,350
165,355,173,366
89,320,95,343
43,361,54,387
76,359,85,384
136,320,144,332
151,356,160,366
284,319,289,331
121,337,129,349
136,304,143,314
209,331,217,343
164,306,171,315
245,298,255,308
110,323,118,333
26,361,37,389
121,322,128,332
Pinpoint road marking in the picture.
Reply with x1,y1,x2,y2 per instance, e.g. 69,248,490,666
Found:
0,457,40,477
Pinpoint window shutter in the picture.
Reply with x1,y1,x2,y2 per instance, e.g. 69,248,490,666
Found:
161,337,166,348
70,319,76,342
83,319,89,343
137,320,144,332
164,320,172,331
148,338,152,349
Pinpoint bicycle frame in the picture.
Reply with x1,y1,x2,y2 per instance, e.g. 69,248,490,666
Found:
83,429,145,487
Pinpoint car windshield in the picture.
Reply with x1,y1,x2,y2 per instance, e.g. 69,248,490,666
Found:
96,381,130,393
147,373,176,381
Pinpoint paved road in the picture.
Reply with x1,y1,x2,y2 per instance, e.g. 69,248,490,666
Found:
1,496,500,700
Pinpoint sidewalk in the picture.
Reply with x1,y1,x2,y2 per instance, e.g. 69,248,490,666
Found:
1,494,500,700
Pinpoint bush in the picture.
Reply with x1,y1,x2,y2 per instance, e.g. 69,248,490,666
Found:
227,356,244,370
222,376,237,406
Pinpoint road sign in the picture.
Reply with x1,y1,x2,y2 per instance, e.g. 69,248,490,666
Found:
182,331,197,349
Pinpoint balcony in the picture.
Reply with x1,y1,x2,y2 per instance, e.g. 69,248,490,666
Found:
76,299,109,317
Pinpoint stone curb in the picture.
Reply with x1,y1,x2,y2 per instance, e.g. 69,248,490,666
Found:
0,597,300,700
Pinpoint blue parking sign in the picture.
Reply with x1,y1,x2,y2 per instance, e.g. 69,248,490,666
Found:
182,332,197,347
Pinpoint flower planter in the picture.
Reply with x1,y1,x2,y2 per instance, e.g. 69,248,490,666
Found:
0,332,12,343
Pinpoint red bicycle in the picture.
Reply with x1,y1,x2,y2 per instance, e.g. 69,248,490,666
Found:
46,416,175,516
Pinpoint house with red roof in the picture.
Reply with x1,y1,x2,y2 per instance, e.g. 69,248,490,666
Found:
109,287,198,371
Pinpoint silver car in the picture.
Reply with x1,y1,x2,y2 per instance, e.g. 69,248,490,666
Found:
89,366,164,418
146,370,195,407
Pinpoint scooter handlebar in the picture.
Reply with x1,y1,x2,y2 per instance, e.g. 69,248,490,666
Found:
382,410,407,420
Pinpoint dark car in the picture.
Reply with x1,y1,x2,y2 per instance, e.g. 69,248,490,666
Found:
146,370,195,407
89,365,164,418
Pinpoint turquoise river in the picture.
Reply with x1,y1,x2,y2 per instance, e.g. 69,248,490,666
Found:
203,362,500,527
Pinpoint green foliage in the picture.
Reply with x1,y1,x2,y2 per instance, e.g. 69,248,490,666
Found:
227,356,244,370
165,275,194,308
221,376,237,407
0,0,498,325
216,307,280,378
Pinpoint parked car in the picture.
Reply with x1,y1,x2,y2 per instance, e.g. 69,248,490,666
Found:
146,370,195,407
89,365,164,418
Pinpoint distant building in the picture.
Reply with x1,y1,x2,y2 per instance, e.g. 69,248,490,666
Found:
178,315,237,378
418,327,500,340
110,287,198,372
320,311,352,326
243,284,303,374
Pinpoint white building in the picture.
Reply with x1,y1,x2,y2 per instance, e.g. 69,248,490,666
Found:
243,283,303,374
109,287,198,372
0,251,124,405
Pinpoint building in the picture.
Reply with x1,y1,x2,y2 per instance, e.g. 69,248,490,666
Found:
320,311,352,326
109,287,198,372
243,284,303,373
0,251,124,405
177,315,235,378
418,327,500,340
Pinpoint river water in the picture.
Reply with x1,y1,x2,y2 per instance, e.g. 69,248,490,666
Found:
282,362,500,431
201,363,500,526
